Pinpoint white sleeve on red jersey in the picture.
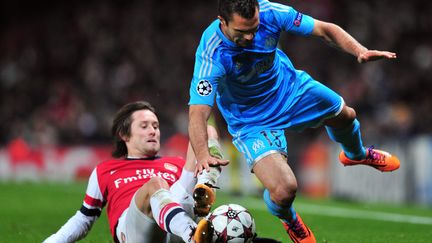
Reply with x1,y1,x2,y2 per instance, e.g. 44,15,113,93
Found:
81,167,105,216
43,210,96,243
43,168,104,243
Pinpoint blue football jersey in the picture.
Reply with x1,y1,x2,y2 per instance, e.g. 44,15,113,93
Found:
189,0,316,135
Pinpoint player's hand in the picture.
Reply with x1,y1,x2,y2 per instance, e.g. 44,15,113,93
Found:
357,50,397,63
195,155,229,176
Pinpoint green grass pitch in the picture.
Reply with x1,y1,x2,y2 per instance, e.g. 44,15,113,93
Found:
1,182,431,242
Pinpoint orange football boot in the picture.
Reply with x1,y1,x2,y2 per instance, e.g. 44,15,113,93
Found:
192,218,214,243
339,146,400,172
193,183,217,216
282,213,316,243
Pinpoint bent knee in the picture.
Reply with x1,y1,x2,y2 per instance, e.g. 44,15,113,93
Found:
144,177,169,193
325,105,357,127
342,106,357,120
268,183,298,206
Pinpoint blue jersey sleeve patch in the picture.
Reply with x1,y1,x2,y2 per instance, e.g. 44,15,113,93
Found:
290,11,314,35
265,2,314,36
293,12,303,27
189,77,217,106
196,80,213,96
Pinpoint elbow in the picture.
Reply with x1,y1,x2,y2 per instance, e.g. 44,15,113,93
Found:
189,105,211,122
314,21,341,43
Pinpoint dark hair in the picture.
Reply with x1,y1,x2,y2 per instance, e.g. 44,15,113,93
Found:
111,101,156,158
218,0,259,23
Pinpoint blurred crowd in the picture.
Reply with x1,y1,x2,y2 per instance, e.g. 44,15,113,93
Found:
0,0,431,147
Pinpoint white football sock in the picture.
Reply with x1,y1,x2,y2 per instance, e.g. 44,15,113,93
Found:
197,167,221,186
150,189,196,242
176,169,196,195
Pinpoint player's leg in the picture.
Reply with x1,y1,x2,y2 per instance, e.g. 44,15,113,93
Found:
324,104,400,172
324,105,366,160
169,140,198,218
253,154,316,243
169,125,223,217
120,177,212,243
288,73,400,172
194,125,224,216
232,130,315,243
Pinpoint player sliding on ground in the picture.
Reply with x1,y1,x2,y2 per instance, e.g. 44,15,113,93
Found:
43,101,226,243
187,0,400,242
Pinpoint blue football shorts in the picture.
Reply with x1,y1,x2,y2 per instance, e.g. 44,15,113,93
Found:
232,73,344,170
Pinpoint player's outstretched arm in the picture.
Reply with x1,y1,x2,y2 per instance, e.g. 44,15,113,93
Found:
44,170,100,243
43,210,96,243
189,105,229,176
184,124,228,175
311,19,397,63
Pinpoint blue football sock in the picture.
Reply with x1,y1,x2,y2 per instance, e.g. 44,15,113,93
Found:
325,119,366,160
263,189,297,223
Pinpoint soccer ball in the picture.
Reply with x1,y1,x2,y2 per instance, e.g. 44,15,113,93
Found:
208,204,256,243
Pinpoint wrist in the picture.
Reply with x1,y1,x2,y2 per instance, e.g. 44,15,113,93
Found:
196,150,210,162
356,47,368,58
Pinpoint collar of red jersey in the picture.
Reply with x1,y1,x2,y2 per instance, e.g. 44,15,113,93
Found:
125,156,160,160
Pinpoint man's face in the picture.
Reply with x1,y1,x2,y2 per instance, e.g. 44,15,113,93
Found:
124,109,160,158
219,7,260,47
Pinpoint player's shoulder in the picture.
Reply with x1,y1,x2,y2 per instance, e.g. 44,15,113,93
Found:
94,158,124,171
259,0,294,15
97,158,123,166
198,20,223,49
201,20,220,38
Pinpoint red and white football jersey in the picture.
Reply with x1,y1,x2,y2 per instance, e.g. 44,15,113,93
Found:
80,156,185,237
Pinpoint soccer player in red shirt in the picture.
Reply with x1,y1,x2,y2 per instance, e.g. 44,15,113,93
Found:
44,101,222,243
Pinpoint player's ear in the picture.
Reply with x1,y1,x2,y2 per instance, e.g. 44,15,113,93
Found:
119,133,129,142
218,16,228,27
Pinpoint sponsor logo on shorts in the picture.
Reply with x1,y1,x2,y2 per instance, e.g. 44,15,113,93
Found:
252,139,265,153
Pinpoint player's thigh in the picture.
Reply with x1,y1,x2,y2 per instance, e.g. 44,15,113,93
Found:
134,177,170,216
116,193,166,243
288,78,344,130
232,129,287,170
232,129,296,192
252,153,297,193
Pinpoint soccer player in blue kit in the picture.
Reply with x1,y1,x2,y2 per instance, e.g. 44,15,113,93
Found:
188,0,400,242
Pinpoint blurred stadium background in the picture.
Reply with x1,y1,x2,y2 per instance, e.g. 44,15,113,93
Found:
1,0,432,237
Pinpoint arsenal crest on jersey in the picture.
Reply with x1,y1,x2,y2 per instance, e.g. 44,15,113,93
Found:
164,163,178,173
